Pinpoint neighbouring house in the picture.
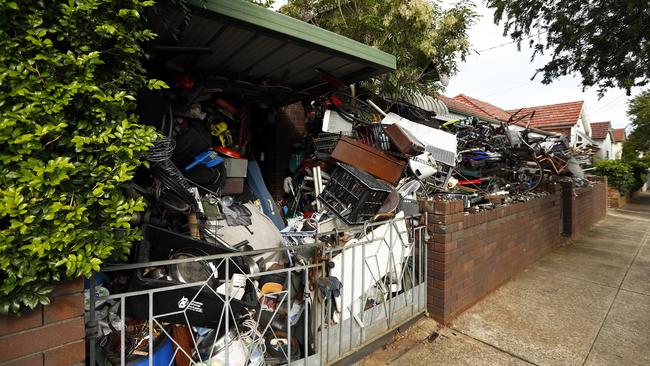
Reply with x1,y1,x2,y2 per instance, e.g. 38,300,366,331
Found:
506,101,596,148
434,94,558,142
612,128,626,160
452,94,513,122
590,121,614,160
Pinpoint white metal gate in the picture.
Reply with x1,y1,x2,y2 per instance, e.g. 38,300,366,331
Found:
86,214,427,365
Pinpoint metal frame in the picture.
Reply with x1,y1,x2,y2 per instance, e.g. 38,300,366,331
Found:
86,214,427,365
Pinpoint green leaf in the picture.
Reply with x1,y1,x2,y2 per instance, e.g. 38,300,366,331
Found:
0,0,155,315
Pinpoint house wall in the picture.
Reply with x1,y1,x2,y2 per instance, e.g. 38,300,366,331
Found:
568,109,591,147
594,134,613,160
269,103,307,197
0,279,86,366
612,141,623,160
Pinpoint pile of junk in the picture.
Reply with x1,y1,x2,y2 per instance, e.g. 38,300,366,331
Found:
87,78,434,366
87,79,593,365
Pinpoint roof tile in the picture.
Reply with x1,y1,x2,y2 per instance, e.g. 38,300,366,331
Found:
453,94,512,122
612,128,626,142
590,121,611,139
507,101,584,128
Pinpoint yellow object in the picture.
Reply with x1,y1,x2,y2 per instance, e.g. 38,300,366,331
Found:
261,282,284,294
210,122,233,147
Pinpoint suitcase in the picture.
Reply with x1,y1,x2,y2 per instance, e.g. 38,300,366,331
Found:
330,137,406,185
383,123,425,156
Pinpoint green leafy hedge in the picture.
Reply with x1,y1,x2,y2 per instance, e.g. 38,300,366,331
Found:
594,159,648,195
0,0,162,314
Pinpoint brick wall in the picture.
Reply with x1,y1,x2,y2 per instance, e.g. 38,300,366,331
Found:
561,178,608,238
268,102,307,197
423,188,564,323
607,186,629,208
0,278,85,366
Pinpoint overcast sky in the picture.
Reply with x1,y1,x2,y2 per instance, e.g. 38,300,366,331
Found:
443,1,639,129
273,1,638,129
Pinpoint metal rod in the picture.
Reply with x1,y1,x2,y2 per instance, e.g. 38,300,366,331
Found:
350,243,356,352
339,247,344,356
88,273,97,366
303,270,309,363
149,292,153,366
121,298,125,366
360,240,366,344
367,99,387,117
225,259,230,364
288,270,292,365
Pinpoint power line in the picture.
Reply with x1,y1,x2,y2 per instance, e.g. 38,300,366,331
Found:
475,31,548,54
591,93,627,114
481,80,534,98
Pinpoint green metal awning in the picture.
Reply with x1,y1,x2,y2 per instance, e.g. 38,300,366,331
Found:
148,0,396,105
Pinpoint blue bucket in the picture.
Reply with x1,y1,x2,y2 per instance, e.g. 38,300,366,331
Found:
131,337,176,366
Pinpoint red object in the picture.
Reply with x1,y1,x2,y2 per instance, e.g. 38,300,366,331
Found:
303,211,314,218
459,179,482,185
175,74,194,90
215,98,239,115
214,146,242,159
316,68,348,90
325,95,343,109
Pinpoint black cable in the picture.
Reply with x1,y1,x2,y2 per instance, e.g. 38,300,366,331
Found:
151,166,197,209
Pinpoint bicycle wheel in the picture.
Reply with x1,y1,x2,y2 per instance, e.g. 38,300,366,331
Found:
512,158,544,192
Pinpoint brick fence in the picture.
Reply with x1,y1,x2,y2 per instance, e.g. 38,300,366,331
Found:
607,186,630,208
0,179,611,359
0,278,85,366
424,179,608,323
423,187,564,323
561,178,608,238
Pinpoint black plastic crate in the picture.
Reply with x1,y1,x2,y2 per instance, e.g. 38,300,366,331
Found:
318,163,392,224
356,124,391,151
126,225,258,329
312,131,357,160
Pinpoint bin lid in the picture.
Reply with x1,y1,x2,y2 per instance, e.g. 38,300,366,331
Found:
147,0,396,106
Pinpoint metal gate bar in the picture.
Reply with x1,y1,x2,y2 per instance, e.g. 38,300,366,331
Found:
86,214,427,365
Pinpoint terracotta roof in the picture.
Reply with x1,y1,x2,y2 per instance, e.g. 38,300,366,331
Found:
453,94,512,122
507,101,584,129
590,121,611,140
612,128,626,142
437,95,495,121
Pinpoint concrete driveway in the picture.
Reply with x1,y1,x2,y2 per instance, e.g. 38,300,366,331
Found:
361,193,650,366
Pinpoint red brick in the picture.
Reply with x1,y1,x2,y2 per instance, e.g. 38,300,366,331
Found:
432,279,445,290
43,293,83,324
425,188,576,324
0,317,84,363
50,278,83,298
0,306,42,336
43,340,85,366
2,353,43,366
418,199,435,213
433,232,453,244
433,201,451,215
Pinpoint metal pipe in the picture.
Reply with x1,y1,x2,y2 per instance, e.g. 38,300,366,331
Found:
88,273,97,366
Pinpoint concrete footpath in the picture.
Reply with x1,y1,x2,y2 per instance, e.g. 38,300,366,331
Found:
360,193,650,366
